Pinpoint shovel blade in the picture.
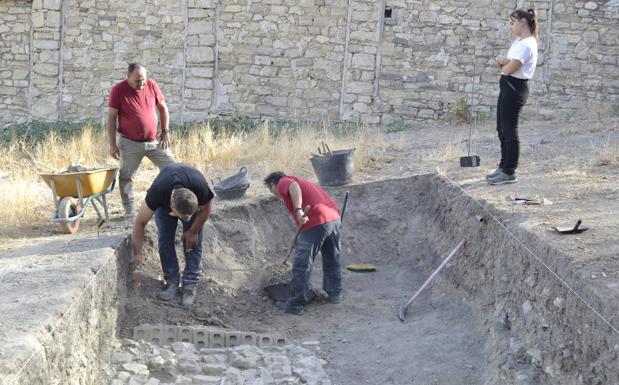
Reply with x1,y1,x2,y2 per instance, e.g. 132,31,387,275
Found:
459,155,480,167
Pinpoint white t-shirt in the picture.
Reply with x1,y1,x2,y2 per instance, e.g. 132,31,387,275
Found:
503,36,538,79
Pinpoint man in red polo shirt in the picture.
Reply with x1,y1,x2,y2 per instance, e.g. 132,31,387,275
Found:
264,171,342,315
107,63,175,217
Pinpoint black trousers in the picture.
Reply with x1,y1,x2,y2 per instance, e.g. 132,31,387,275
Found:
496,75,529,175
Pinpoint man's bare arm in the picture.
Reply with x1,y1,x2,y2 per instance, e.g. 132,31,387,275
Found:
107,107,120,159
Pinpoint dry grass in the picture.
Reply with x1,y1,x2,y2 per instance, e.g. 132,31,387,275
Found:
174,120,380,175
591,135,619,167
0,119,386,239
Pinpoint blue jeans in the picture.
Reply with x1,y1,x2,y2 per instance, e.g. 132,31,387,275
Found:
287,219,342,312
155,208,204,290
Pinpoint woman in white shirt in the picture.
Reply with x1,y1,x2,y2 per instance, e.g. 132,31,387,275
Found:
487,9,538,185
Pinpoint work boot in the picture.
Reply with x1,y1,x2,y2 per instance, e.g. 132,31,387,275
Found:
276,301,304,315
485,168,502,180
284,305,304,315
158,283,178,301
487,171,517,185
181,288,195,307
326,294,340,304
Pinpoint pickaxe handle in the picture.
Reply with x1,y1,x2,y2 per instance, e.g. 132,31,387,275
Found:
282,205,310,265
397,239,466,322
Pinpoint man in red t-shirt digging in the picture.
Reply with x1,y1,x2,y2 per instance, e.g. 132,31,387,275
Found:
264,171,342,315
107,63,175,217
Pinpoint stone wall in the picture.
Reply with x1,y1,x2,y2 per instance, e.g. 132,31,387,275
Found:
0,0,618,128
0,1,31,126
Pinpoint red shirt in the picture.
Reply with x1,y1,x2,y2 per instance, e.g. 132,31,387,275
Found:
108,79,164,141
277,176,340,232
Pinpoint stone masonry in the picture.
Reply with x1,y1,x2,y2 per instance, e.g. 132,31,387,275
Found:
0,0,618,128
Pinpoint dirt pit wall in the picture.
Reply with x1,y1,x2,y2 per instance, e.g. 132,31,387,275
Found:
419,176,619,385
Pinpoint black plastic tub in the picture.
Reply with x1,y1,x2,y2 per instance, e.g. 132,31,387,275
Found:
310,149,355,186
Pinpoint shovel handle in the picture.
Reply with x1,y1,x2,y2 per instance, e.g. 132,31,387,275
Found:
340,191,349,221
572,219,582,231
282,206,310,264
398,239,466,322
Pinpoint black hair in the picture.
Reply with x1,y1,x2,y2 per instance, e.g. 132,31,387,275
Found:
264,171,286,188
127,63,145,74
172,188,198,216
511,8,538,39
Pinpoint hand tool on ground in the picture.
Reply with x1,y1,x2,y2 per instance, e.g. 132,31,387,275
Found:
506,195,552,205
552,219,588,234
460,58,480,168
397,239,466,323
282,205,310,265
346,263,376,272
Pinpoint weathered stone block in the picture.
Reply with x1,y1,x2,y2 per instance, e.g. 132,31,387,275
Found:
189,67,214,78
191,375,222,384
351,53,375,70
271,5,288,15
188,20,212,35
33,39,60,50
32,11,46,28
346,81,373,94
258,66,277,77
187,47,214,63
43,0,62,11
185,78,213,89
349,30,376,43
33,63,59,77
266,95,287,106
224,4,242,13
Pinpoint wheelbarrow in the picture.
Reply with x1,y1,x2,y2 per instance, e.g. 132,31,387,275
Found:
39,167,118,234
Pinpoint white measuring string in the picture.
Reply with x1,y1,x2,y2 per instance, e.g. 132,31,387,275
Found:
444,174,619,335
7,254,115,384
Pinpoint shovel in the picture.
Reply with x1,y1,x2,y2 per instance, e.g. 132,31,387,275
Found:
460,58,480,168
552,219,588,234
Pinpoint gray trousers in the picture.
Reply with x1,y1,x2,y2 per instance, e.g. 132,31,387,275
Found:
118,135,175,213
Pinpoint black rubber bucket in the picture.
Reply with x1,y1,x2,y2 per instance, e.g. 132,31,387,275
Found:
310,148,355,186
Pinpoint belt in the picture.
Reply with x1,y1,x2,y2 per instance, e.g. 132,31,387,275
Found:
121,135,156,143
501,74,528,82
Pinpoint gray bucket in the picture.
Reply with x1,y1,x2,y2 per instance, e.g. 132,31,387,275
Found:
309,148,355,186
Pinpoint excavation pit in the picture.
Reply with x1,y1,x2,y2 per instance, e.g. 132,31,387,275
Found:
1,175,617,385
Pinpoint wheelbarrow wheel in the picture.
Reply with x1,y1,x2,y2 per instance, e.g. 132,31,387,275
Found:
57,197,81,234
